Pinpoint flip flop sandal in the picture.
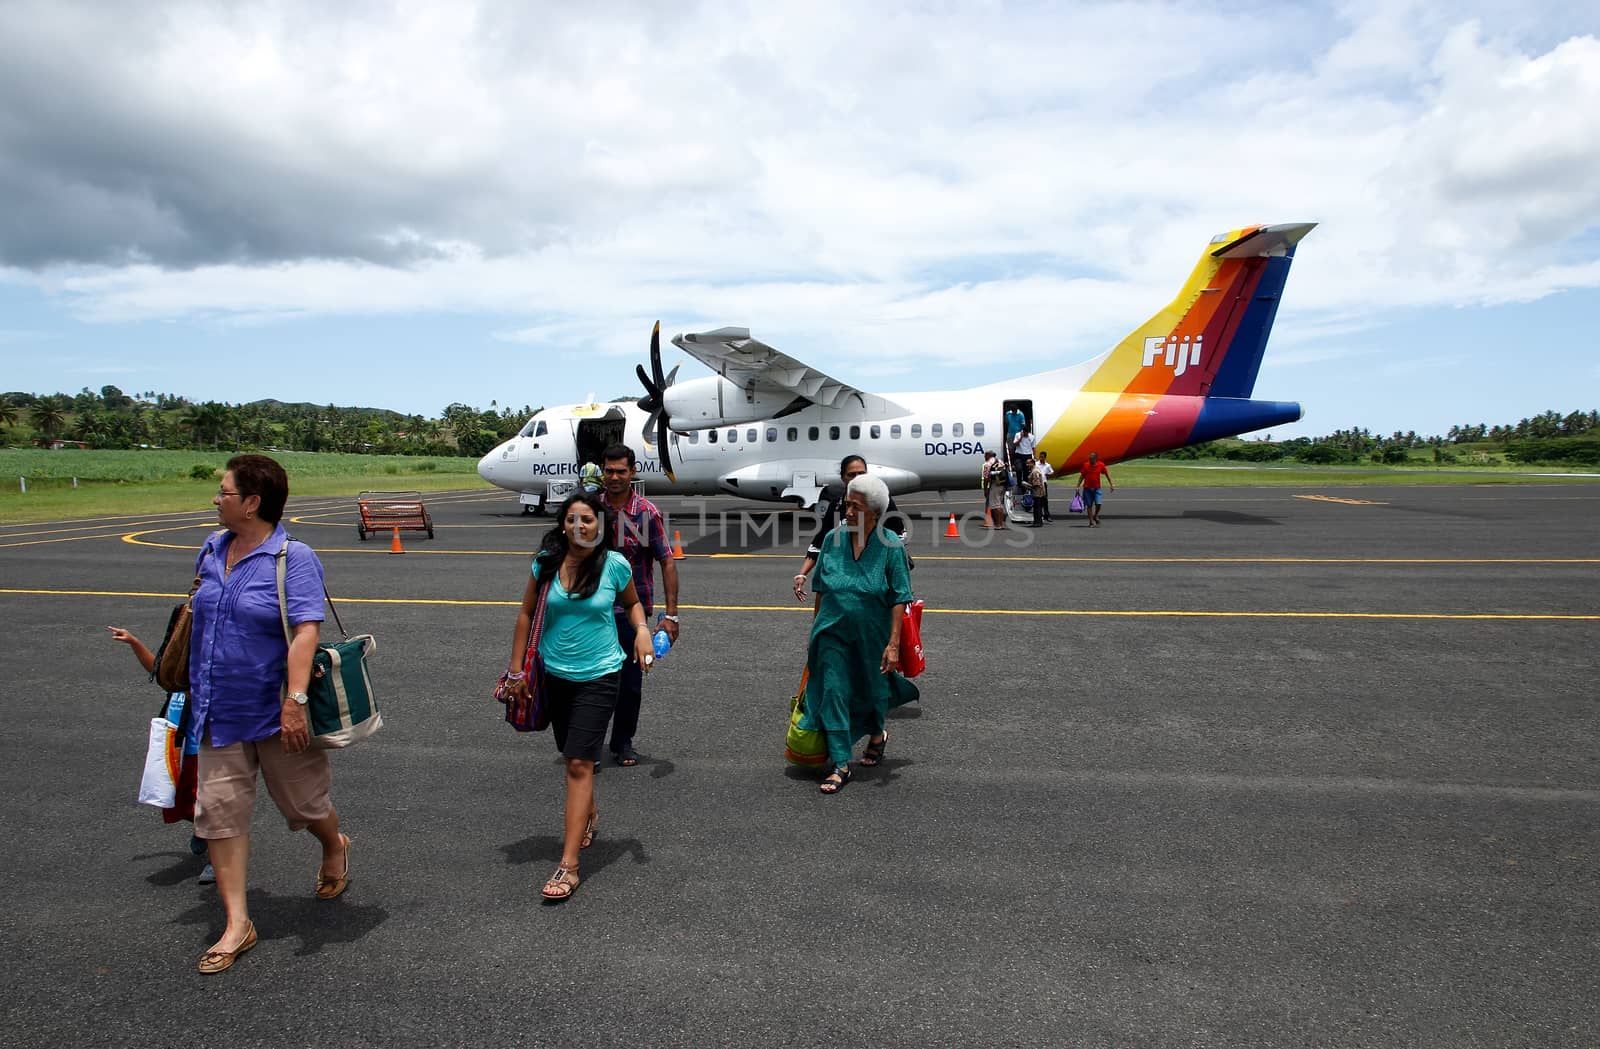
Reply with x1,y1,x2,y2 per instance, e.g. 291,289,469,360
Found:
541,865,580,902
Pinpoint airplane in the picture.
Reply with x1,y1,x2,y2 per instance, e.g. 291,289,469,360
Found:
477,222,1313,513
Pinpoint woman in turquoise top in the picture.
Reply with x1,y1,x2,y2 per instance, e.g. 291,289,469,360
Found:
505,490,653,901
799,473,919,794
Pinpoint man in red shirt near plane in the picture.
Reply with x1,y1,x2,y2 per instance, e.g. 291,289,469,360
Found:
1076,452,1115,527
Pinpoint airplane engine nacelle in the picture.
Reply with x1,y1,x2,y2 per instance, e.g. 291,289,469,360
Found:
664,376,797,428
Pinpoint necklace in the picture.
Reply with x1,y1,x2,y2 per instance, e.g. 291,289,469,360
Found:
225,535,262,577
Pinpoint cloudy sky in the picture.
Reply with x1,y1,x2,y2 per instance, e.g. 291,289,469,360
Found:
2,0,1597,437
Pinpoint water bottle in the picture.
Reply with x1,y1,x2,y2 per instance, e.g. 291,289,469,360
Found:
652,628,672,659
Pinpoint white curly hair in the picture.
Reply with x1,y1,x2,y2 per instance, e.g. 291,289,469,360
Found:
845,472,890,516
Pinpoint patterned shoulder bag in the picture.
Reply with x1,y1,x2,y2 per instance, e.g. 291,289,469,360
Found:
495,575,553,732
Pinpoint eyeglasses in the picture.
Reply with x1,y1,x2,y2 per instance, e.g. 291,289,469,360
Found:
217,488,241,499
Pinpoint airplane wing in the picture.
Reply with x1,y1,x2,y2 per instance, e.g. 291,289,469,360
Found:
672,328,908,416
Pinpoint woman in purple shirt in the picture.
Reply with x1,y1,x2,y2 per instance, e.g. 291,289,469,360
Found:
188,455,350,974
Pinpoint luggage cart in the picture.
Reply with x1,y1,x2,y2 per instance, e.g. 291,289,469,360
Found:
356,491,435,541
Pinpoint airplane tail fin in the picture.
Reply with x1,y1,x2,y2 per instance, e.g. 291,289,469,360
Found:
1080,223,1315,398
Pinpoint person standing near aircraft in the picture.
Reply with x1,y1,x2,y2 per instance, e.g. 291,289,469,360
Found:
1026,457,1047,527
1035,450,1055,522
1076,452,1115,527
599,445,679,766
793,454,908,601
1010,425,1037,496
981,451,1009,529
1005,405,1026,444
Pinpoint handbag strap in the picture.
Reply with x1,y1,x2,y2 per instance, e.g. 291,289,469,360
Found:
275,535,344,644
523,568,552,668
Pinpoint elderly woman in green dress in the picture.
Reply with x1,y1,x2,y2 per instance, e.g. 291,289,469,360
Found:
799,473,919,794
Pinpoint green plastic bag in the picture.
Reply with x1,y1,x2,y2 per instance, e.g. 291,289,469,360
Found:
784,668,828,768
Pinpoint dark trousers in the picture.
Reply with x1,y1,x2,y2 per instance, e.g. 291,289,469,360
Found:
1037,490,1051,521
1031,494,1044,526
608,614,645,751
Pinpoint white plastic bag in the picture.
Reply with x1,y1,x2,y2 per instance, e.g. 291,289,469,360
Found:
137,717,178,808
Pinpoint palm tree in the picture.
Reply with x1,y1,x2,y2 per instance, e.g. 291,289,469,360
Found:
178,405,207,448
30,399,67,442
0,398,18,431
72,408,107,446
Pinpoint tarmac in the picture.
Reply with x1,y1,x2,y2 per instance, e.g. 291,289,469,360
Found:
1,482,1597,1048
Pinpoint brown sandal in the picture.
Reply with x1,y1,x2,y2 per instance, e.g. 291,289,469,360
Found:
581,812,598,849
314,834,351,900
197,922,257,974
541,865,580,902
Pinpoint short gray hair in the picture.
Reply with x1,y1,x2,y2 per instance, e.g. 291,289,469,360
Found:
845,473,890,516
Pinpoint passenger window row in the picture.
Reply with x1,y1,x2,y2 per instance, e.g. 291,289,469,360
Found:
680,420,987,445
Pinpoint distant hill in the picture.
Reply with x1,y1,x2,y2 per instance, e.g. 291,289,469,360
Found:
245,399,411,420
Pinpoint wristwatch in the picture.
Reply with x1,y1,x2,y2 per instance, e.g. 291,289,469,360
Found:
287,691,309,706
658,614,680,623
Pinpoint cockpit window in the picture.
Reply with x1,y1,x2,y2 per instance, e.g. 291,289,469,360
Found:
518,418,548,438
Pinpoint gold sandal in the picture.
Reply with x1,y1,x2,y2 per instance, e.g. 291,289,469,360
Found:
541,865,580,902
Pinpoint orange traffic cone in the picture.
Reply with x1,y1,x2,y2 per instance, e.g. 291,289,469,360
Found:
944,513,960,538
671,530,685,560
390,527,404,555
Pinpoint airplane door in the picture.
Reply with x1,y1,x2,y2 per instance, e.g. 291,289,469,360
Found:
574,407,628,466
1002,399,1034,449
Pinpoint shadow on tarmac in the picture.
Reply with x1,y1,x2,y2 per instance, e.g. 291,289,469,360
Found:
171,889,389,956
498,834,651,877
134,849,206,888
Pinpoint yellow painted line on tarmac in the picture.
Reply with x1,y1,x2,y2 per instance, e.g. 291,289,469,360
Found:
286,513,535,530
1,530,201,550
1295,494,1388,505
3,587,1597,621
120,530,538,555
103,530,1600,564
0,515,212,540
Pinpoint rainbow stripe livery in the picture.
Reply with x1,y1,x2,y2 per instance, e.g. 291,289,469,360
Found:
1040,222,1310,469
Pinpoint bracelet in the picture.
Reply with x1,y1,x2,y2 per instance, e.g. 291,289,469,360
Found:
659,613,680,623
502,670,526,681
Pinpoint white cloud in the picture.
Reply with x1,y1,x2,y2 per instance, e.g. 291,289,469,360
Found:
0,0,1597,388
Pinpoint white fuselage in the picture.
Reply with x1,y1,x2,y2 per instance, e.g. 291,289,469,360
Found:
477,381,1051,508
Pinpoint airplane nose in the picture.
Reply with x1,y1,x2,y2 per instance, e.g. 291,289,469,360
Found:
477,444,504,484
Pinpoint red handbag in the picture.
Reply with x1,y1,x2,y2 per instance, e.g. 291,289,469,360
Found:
898,600,925,677
495,577,552,731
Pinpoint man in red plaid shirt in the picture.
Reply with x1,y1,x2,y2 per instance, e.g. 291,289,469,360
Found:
601,445,680,766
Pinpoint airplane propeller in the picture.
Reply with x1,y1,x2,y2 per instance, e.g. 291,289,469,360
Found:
635,321,679,481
